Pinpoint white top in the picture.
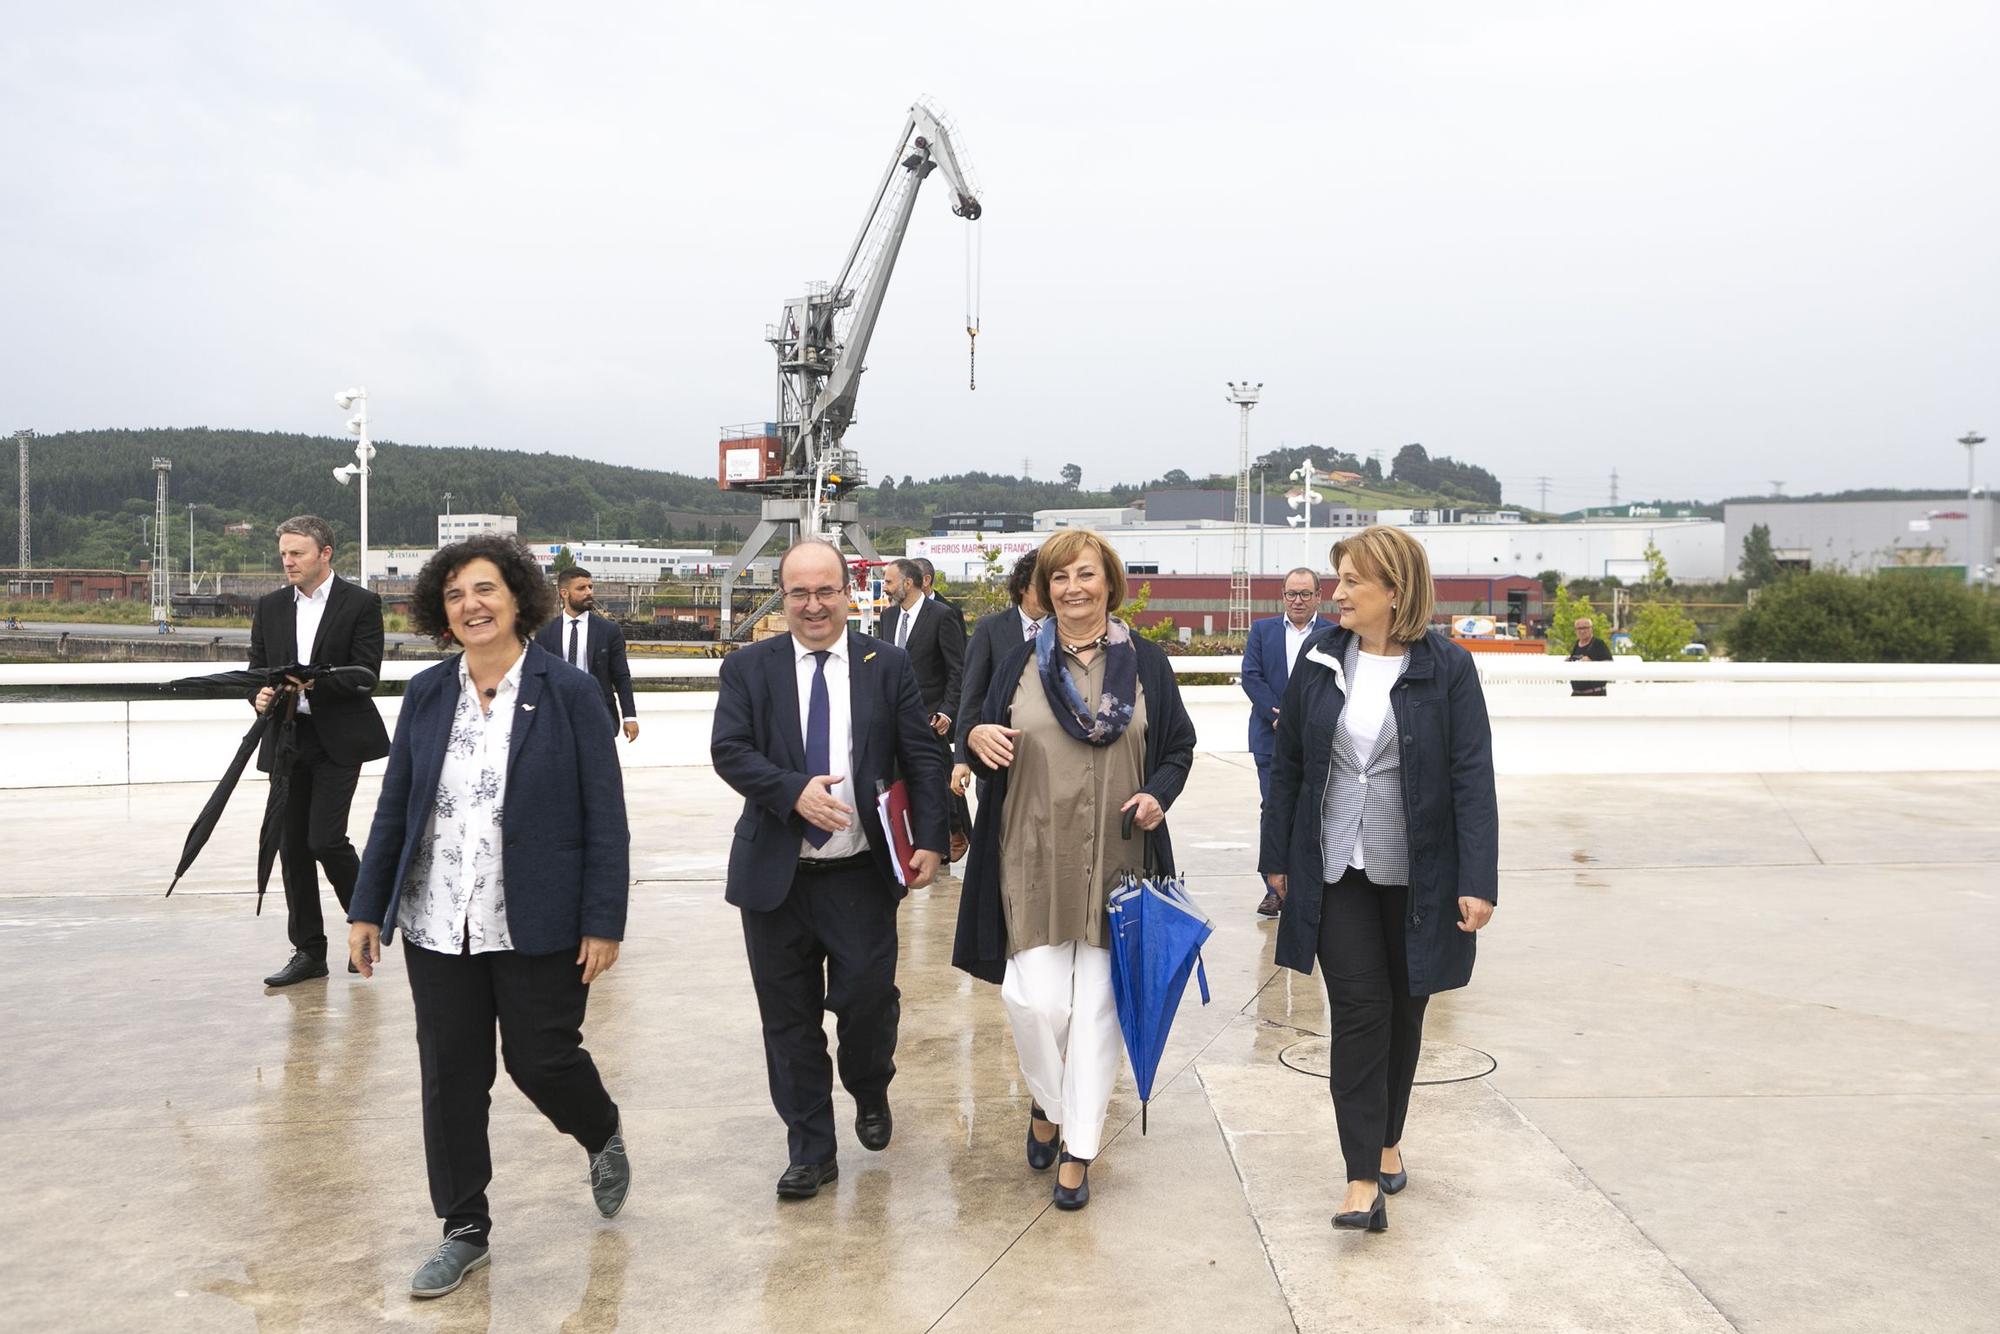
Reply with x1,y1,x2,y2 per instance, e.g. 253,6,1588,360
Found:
1018,608,1043,642
293,574,333,714
1284,618,1315,676
794,634,866,861
396,652,526,954
561,610,589,669
893,594,923,649
1341,649,1404,870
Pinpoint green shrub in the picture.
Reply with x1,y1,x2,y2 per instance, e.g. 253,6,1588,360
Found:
1630,601,1699,661
1726,571,2000,662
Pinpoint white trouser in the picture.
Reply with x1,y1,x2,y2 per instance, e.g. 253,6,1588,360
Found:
1001,941,1122,1160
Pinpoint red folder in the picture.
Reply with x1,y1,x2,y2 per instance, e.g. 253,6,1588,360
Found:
875,779,919,887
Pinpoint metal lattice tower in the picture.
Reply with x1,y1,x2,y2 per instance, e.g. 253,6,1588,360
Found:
1225,382,1262,634
151,458,173,621
14,430,31,568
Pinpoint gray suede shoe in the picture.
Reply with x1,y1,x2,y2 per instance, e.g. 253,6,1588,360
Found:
588,1126,631,1218
410,1226,490,1299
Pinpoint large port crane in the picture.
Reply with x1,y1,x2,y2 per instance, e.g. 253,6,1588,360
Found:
717,100,982,637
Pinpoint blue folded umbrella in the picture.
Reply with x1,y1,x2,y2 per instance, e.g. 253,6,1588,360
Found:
1107,822,1214,1133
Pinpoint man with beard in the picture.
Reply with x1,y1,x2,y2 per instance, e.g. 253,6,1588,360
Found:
534,566,640,741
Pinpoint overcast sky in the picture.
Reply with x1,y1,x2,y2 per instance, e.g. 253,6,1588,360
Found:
5,2,1995,508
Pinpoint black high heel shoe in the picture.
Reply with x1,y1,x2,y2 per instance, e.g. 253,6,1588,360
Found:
1053,1150,1092,1210
1026,1105,1059,1172
1332,1186,1388,1232
1380,1154,1407,1195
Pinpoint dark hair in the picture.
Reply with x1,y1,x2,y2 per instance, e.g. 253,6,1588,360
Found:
276,514,336,554
558,565,593,586
912,556,936,587
1007,550,1038,606
892,557,924,586
411,534,559,644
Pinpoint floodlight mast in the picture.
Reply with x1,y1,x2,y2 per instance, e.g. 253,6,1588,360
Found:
718,100,983,638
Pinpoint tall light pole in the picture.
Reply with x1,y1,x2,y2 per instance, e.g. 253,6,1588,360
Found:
442,490,454,516
186,503,196,595
1288,456,1325,571
1962,430,1987,585
13,429,31,569
1225,381,1262,634
331,388,373,588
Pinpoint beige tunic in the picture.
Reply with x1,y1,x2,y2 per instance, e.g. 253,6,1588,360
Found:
998,649,1149,953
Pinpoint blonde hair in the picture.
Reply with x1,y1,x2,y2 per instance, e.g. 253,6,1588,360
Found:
1032,529,1128,615
1329,525,1435,644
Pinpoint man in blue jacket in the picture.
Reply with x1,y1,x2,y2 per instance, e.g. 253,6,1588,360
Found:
534,567,640,742
1241,567,1334,917
711,540,947,1201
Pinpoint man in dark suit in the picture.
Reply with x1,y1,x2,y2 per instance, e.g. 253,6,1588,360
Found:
247,515,391,987
950,549,1046,796
711,540,946,1200
1241,566,1335,917
881,558,968,860
534,567,640,742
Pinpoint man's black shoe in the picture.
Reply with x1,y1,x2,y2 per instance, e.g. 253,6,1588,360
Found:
776,1160,838,1199
855,1101,893,1152
264,951,330,988
1256,890,1283,919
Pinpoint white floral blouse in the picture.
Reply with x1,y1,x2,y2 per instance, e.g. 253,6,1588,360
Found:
396,652,524,954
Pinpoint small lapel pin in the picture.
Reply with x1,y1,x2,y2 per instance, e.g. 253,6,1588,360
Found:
863,651,877,662
520,702,536,711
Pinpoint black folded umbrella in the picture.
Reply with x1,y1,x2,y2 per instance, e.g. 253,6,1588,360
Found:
164,664,378,911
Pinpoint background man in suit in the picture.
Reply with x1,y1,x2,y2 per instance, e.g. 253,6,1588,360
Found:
881,558,969,861
711,540,946,1200
534,567,640,742
1241,566,1335,918
950,549,1046,798
248,514,390,987
911,557,958,616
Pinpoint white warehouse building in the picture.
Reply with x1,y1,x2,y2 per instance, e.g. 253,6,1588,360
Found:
910,516,1724,584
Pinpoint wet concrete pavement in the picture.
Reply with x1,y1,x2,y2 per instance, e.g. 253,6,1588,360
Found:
2,759,1995,1332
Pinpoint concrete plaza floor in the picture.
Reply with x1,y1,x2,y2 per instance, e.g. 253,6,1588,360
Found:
2,758,1996,1333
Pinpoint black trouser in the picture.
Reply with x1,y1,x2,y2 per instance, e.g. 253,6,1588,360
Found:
403,940,621,1244
740,857,900,1166
275,715,362,959
1318,866,1430,1184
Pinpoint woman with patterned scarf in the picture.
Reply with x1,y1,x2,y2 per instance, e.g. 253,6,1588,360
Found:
952,528,1197,1211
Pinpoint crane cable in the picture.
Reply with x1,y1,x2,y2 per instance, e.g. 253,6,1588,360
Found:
965,218,981,390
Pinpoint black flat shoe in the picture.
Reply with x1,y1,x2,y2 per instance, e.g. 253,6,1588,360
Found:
1026,1105,1059,1172
1333,1186,1388,1232
775,1160,838,1200
855,1101,893,1152
1053,1150,1092,1211
263,951,329,988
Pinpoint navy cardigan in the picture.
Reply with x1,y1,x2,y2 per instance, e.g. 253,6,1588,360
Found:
950,633,1197,985
349,641,631,954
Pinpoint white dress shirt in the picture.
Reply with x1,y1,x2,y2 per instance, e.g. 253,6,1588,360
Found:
893,594,923,649
1018,608,1043,642
1284,617,1315,677
562,610,589,670
293,574,334,714
795,633,867,861
396,652,525,954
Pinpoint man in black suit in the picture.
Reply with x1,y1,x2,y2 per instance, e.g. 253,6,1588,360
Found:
950,549,1046,797
247,515,390,988
711,540,946,1200
881,558,969,861
534,567,640,742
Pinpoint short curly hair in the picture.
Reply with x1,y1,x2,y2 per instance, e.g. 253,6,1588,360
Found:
410,534,559,645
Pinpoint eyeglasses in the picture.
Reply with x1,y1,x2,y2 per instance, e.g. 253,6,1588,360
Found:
783,586,846,606
1281,590,1319,601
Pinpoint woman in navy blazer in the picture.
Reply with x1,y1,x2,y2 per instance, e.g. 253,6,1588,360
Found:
347,535,632,1300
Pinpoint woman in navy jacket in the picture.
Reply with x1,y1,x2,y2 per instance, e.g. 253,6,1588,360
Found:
347,535,631,1300
1260,525,1499,1234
